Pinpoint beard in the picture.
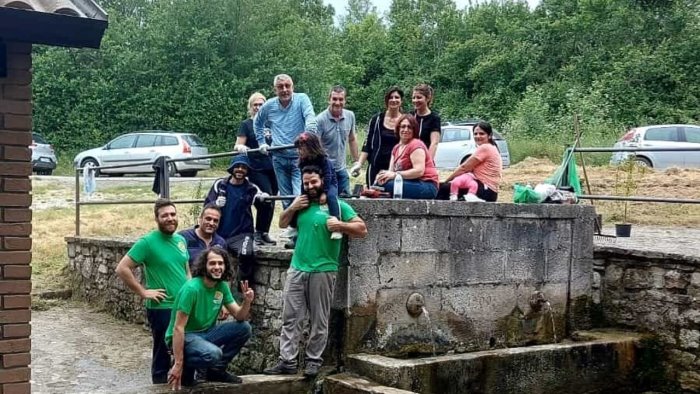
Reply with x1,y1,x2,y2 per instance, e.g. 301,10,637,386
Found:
205,270,223,282
305,186,323,201
157,220,177,235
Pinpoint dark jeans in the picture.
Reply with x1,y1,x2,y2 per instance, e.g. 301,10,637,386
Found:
436,181,498,202
248,168,278,233
226,233,257,284
383,179,438,199
336,169,350,196
146,308,172,383
183,321,252,369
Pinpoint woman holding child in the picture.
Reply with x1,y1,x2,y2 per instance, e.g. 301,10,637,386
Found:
375,114,439,199
440,121,502,202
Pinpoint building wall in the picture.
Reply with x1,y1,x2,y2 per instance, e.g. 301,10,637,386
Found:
0,41,33,394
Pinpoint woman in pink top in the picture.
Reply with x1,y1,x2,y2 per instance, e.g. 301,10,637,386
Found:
443,121,502,202
375,115,439,199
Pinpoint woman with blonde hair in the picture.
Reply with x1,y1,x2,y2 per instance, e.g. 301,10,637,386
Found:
233,92,278,245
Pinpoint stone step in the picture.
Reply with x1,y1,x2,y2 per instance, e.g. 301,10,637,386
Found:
324,373,417,394
146,374,312,394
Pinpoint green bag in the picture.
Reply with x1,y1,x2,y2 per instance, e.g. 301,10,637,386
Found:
513,184,541,204
545,149,582,195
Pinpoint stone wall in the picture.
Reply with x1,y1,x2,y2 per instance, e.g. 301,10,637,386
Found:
341,200,595,356
0,41,33,394
594,246,700,392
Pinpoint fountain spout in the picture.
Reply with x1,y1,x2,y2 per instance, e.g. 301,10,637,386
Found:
406,293,425,318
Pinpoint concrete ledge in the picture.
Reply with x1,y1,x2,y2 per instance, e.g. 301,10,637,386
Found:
324,373,417,394
594,246,700,265
146,374,311,393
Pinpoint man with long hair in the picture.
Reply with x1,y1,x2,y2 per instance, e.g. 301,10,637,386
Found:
165,246,254,389
264,165,367,378
116,199,190,385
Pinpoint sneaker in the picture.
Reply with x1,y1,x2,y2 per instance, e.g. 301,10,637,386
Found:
284,238,296,250
281,227,298,238
254,232,265,246
449,194,458,201
463,194,485,202
260,232,277,245
330,231,343,240
207,368,242,384
303,362,321,378
263,361,298,375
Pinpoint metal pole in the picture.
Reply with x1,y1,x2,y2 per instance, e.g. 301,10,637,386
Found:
579,195,700,204
574,147,700,152
75,168,80,236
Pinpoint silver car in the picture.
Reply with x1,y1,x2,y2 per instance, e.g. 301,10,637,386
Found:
610,124,700,169
73,131,210,177
31,132,58,175
433,122,511,169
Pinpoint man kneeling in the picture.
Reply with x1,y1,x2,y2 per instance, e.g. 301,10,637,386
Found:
165,246,254,389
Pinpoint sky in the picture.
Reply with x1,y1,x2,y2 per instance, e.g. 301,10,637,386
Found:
323,0,541,18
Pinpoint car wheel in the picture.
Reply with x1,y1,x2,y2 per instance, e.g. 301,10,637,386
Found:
460,155,472,164
81,158,101,176
44,170,53,176
634,157,652,168
167,161,177,177
179,170,198,177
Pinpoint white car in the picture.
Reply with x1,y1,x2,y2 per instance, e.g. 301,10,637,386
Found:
433,122,511,169
73,131,210,177
610,124,700,169
31,132,58,175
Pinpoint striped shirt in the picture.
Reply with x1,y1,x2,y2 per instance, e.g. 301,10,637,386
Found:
254,93,317,158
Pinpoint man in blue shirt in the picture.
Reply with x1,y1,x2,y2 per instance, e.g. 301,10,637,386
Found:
178,204,226,269
254,74,317,210
204,155,266,284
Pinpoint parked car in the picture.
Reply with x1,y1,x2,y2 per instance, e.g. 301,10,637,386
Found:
610,124,700,169
73,131,210,177
433,120,511,169
31,132,57,175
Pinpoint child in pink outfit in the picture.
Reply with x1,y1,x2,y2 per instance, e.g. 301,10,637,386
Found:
449,173,479,200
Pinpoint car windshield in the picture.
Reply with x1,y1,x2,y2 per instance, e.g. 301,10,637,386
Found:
32,133,47,144
182,134,204,146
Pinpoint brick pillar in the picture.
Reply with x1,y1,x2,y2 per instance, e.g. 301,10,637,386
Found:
0,41,33,394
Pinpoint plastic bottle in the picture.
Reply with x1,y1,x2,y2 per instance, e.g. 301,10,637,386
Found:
393,173,403,199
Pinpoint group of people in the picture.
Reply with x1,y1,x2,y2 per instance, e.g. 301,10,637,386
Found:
114,73,505,390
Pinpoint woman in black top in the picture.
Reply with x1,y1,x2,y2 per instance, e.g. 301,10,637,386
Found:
234,92,278,245
352,86,403,187
410,83,441,159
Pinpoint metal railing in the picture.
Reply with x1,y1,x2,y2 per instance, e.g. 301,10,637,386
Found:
570,146,700,204
74,145,294,235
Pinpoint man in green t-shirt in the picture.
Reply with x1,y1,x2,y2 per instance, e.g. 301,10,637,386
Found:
264,164,367,378
165,246,254,390
116,199,190,384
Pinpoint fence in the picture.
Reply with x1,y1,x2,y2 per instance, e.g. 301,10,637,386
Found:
73,145,293,235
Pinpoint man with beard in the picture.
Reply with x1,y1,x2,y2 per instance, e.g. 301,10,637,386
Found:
179,204,226,268
204,155,266,284
315,85,359,196
264,165,367,378
116,199,190,384
165,246,254,389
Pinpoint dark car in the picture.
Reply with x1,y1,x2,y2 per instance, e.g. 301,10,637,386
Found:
31,132,57,175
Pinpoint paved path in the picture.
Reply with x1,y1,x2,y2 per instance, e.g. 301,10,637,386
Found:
32,302,151,394
596,225,700,258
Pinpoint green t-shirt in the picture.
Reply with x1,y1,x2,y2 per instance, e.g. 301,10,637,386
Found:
164,277,235,344
127,230,189,309
291,200,358,272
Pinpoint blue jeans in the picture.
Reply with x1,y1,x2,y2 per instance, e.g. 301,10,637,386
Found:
183,321,252,370
146,308,172,383
272,155,301,209
336,169,350,196
384,179,438,199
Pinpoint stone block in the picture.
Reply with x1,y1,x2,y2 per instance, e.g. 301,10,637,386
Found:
506,249,545,282
374,218,401,253
448,217,480,251
450,251,505,284
479,219,547,252
348,263,380,306
545,247,573,282
679,371,700,392
669,349,697,369
665,270,689,289
680,329,700,349
264,288,284,311
622,268,655,290
377,252,438,288
440,284,520,322
400,218,450,252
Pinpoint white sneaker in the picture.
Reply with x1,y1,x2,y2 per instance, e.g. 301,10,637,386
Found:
449,194,458,201
281,227,298,238
330,231,343,240
463,194,485,202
